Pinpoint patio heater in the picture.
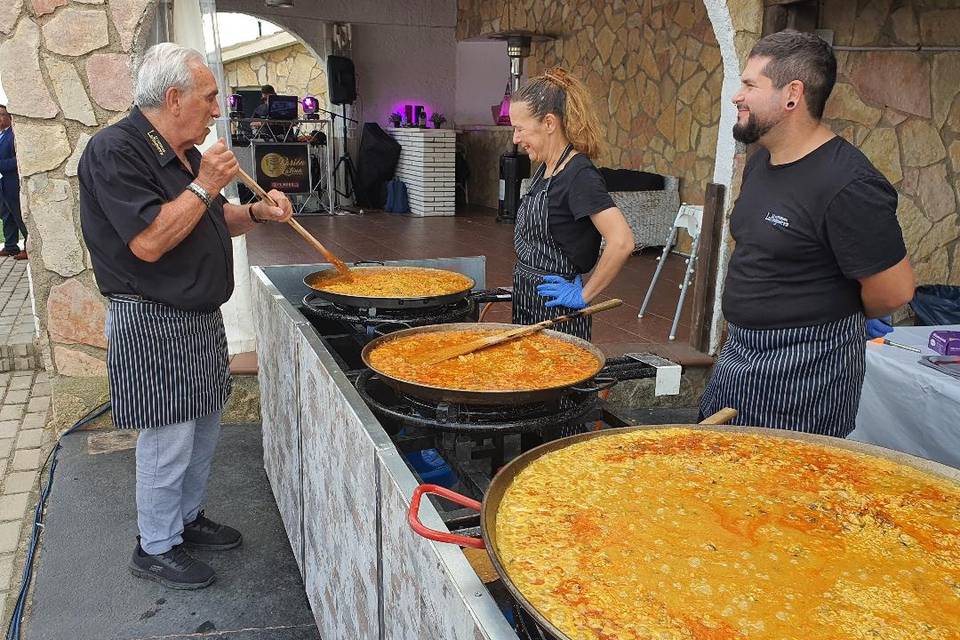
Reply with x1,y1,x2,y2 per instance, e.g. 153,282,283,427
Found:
488,31,555,224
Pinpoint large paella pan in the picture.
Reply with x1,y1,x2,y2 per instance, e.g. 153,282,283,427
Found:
410,423,960,639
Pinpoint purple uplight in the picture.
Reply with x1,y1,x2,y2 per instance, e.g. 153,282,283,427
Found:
497,94,511,125
228,94,242,111
301,95,319,114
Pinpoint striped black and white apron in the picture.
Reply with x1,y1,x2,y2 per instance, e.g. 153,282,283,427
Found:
512,144,591,340
106,296,232,430
699,312,866,437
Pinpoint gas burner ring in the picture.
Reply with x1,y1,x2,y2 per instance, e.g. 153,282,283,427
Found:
355,370,600,435
301,293,476,331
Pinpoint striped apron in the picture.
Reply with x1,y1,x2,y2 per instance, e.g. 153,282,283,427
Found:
699,312,866,437
512,144,591,340
106,296,232,430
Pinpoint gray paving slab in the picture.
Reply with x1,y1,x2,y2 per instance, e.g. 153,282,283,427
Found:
0,261,33,349
22,424,320,640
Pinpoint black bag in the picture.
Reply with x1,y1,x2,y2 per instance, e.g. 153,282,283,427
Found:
910,284,960,325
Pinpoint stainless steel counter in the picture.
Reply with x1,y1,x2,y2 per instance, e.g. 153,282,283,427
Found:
251,257,518,640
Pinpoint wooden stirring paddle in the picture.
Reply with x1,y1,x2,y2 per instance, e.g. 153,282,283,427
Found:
235,168,352,277
413,298,623,367
698,408,738,425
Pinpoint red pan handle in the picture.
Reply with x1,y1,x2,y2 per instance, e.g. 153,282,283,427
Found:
408,484,486,549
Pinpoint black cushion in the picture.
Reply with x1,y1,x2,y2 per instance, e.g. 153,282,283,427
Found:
598,168,665,192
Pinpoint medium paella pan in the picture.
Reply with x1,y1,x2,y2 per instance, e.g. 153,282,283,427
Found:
303,264,476,309
360,322,608,406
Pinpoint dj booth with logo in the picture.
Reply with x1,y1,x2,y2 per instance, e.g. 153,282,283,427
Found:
227,60,366,215
230,118,334,216
253,142,311,194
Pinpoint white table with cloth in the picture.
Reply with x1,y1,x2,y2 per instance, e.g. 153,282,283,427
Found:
849,324,960,469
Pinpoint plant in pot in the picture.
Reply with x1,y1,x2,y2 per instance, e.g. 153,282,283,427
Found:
388,112,403,128
430,112,447,129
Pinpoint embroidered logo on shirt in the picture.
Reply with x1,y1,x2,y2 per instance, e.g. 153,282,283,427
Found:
764,212,790,228
146,130,167,157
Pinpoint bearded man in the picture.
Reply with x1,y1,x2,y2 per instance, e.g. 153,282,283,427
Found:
699,30,914,437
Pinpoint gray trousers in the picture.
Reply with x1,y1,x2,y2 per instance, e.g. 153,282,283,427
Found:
135,410,222,555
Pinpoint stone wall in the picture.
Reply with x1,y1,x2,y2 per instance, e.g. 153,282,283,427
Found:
456,0,724,205
821,1,960,286
456,126,513,209
0,0,153,429
222,42,327,109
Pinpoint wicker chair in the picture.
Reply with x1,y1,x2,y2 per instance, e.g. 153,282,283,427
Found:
523,173,679,252
609,175,680,251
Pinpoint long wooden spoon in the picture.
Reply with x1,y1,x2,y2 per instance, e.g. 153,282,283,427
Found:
235,167,351,276
699,408,738,425
412,298,623,366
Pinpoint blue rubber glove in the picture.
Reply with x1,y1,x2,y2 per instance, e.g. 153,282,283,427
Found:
536,274,587,309
866,316,893,339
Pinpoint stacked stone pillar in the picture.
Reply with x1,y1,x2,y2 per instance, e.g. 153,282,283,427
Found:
0,0,154,430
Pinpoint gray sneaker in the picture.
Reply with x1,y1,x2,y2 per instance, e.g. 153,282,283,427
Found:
129,537,216,590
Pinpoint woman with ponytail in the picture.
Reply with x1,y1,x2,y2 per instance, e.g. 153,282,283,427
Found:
509,67,634,340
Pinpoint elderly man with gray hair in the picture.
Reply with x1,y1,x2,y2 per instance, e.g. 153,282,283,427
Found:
78,43,293,590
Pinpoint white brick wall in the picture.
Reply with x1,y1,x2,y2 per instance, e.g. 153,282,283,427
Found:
387,128,456,217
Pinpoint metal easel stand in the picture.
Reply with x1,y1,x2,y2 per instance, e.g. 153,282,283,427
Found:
290,184,327,216
291,140,332,217
637,204,704,341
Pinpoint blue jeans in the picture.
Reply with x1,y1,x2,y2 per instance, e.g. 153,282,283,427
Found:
135,410,222,555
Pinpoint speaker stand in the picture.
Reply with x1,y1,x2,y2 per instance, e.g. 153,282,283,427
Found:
332,104,358,211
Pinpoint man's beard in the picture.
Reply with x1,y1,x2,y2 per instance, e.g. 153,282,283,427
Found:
732,110,775,144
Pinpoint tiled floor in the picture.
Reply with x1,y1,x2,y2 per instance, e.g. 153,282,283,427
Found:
0,260,36,372
0,256,46,628
0,369,51,625
246,206,713,366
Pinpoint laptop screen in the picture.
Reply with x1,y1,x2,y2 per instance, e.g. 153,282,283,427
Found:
267,95,299,120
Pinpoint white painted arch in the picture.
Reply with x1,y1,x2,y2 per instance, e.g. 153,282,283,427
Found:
701,0,747,354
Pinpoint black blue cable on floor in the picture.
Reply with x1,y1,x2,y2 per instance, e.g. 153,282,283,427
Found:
5,402,111,640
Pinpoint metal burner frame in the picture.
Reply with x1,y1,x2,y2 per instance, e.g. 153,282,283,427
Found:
301,292,478,337
298,284,666,636
354,369,605,435
355,369,621,534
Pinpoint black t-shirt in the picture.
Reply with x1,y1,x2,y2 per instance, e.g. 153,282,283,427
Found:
78,107,234,313
527,153,614,273
723,136,906,329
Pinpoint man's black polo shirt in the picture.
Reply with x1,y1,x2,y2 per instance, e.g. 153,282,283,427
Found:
78,107,234,312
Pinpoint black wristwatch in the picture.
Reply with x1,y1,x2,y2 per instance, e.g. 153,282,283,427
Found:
248,204,266,224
